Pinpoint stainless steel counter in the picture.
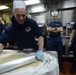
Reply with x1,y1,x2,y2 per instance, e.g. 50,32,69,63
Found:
0,50,59,75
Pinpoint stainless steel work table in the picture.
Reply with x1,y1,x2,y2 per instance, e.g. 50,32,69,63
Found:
0,49,59,75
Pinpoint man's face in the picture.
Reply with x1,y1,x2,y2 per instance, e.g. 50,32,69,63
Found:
14,8,26,24
52,15,58,22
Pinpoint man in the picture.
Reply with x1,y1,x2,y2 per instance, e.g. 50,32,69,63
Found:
47,11,65,73
0,22,5,36
68,22,76,74
0,0,44,61
0,22,9,48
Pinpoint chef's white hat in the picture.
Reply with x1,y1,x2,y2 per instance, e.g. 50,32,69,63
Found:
13,0,26,10
51,11,58,16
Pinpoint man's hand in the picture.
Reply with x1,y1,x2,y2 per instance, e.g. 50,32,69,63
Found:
68,42,72,47
36,50,44,61
5,43,9,48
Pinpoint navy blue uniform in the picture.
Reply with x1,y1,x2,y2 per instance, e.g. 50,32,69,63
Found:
0,16,43,50
47,21,63,69
0,23,5,36
71,22,76,64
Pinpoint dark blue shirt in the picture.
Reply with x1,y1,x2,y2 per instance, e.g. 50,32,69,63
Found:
73,22,76,30
0,16,43,50
72,22,76,39
0,23,5,36
48,21,63,37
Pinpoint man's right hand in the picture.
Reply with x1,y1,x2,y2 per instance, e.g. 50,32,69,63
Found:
36,50,44,61
68,42,72,47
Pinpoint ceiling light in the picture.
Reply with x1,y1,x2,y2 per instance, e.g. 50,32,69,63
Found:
0,5,9,10
24,0,40,5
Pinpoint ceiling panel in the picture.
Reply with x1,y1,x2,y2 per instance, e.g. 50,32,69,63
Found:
0,0,66,4
41,0,66,4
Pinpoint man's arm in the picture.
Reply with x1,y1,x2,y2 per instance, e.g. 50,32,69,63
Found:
36,36,44,61
53,27,63,32
38,36,44,50
47,27,63,32
68,30,75,47
47,27,55,32
0,43,4,54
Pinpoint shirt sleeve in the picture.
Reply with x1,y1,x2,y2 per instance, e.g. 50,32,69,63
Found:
59,22,63,27
1,23,5,29
0,31,11,45
32,21,43,38
48,22,51,27
0,23,5,30
72,22,76,30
